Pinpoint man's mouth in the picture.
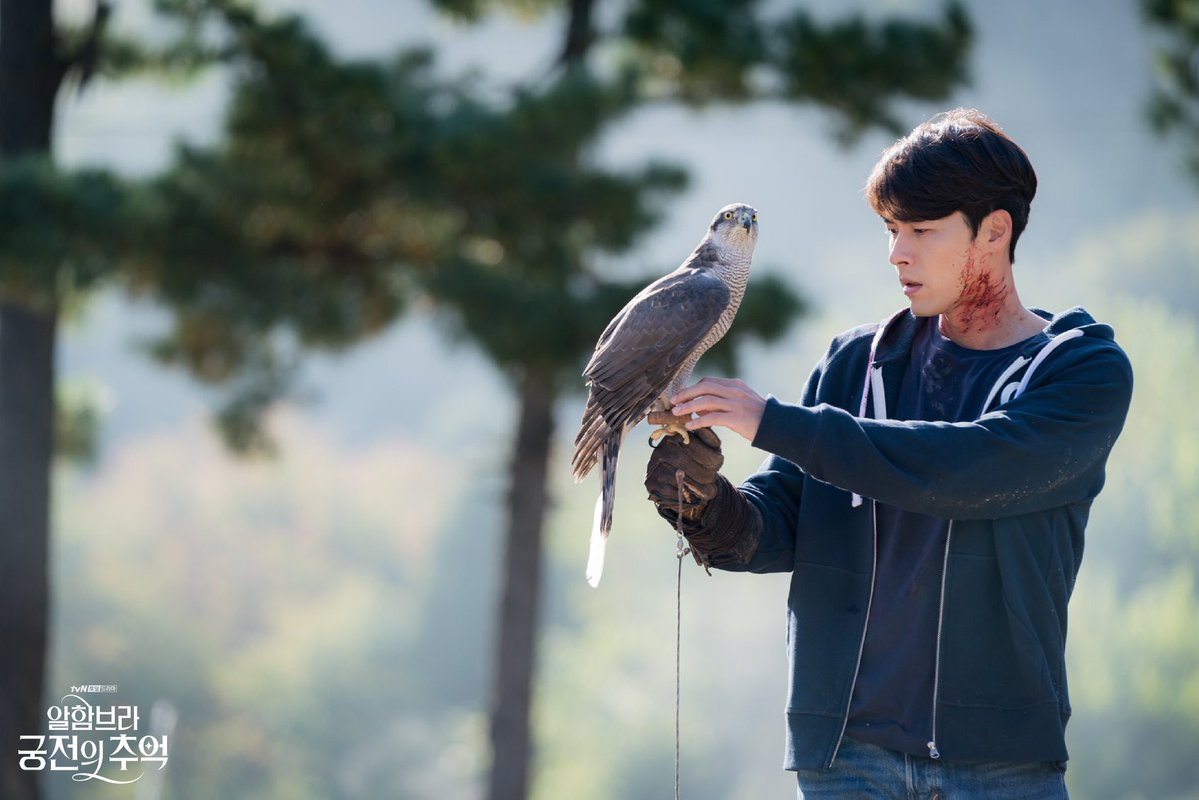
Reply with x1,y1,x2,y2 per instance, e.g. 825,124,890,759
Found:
901,279,922,297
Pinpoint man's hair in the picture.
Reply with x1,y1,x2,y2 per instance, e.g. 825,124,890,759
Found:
865,108,1037,263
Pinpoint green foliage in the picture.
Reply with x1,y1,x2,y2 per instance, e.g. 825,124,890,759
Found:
419,83,694,374
92,5,706,428
415,65,693,376
623,0,973,142
776,3,973,141
109,13,457,449
1065,297,1199,799
624,0,768,100
428,0,558,23
54,379,110,465
0,157,129,309
1062,207,1199,324
103,7,693,433
1023,206,1199,796
1144,0,1199,179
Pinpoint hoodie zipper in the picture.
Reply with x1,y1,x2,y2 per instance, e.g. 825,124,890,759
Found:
926,521,954,760
923,348,1043,758
830,499,879,766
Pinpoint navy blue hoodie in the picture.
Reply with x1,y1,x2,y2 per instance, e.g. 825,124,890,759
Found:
694,307,1132,770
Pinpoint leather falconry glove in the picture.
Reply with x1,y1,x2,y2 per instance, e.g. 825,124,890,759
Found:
644,426,723,521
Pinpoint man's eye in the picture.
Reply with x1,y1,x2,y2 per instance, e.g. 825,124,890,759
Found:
913,228,930,235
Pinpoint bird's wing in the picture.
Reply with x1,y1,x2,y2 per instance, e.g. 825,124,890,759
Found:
572,266,730,480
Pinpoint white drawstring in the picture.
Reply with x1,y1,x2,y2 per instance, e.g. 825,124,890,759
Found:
981,355,1031,414
870,367,888,422
1014,329,1084,400
851,314,902,507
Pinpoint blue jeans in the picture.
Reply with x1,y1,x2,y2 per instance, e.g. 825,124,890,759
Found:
796,737,1068,799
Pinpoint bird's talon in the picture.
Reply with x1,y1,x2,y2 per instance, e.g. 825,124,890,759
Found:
649,422,691,445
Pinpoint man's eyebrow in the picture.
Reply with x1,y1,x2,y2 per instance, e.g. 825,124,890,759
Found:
880,217,896,225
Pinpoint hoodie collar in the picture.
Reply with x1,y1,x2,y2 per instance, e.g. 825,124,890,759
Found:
871,306,1110,367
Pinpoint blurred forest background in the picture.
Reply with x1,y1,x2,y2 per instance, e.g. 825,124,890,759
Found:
3,0,1197,798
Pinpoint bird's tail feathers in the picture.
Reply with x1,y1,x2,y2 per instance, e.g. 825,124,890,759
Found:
585,435,620,588
572,404,608,483
585,496,607,588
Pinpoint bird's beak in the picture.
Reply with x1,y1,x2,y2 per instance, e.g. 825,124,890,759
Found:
741,212,754,231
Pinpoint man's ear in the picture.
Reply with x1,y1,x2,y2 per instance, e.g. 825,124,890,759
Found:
981,209,1012,252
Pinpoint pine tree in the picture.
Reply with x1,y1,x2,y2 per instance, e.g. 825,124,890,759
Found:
1144,0,1199,179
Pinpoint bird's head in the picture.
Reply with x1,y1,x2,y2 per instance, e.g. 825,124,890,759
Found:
708,203,759,252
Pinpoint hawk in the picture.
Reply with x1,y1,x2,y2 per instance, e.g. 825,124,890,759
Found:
572,203,759,586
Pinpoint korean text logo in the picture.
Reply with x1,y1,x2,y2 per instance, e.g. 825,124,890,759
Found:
17,692,169,784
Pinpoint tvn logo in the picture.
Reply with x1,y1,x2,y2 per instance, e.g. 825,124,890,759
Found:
69,685,118,694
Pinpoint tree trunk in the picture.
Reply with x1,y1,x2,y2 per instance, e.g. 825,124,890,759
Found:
0,0,59,155
558,0,596,66
487,3,591,793
486,367,556,800
0,1,62,798
0,307,55,800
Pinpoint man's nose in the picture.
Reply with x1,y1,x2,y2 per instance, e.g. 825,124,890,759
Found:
889,233,911,266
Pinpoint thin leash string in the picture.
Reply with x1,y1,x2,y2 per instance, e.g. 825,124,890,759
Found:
673,468,688,800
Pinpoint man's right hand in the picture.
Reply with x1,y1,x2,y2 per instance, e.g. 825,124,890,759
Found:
644,426,723,521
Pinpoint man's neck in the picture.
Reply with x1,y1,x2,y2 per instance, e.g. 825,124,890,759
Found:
938,275,1047,350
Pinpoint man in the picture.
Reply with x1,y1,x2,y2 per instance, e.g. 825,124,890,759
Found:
644,108,1133,799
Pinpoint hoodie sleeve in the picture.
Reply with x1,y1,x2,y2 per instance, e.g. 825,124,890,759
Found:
751,335,1134,520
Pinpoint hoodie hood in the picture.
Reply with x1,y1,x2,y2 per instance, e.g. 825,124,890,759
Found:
1039,306,1115,342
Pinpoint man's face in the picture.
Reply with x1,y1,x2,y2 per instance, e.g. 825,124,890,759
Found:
883,211,985,318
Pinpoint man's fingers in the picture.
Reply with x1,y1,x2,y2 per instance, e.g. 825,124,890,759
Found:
661,377,764,442
673,397,730,417
671,384,758,417
684,413,722,431
670,377,747,405
667,385,705,405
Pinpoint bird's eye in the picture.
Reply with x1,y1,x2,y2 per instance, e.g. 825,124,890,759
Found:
723,211,733,220
751,214,758,222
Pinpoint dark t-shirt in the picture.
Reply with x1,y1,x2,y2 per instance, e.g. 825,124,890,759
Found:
845,318,1047,758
